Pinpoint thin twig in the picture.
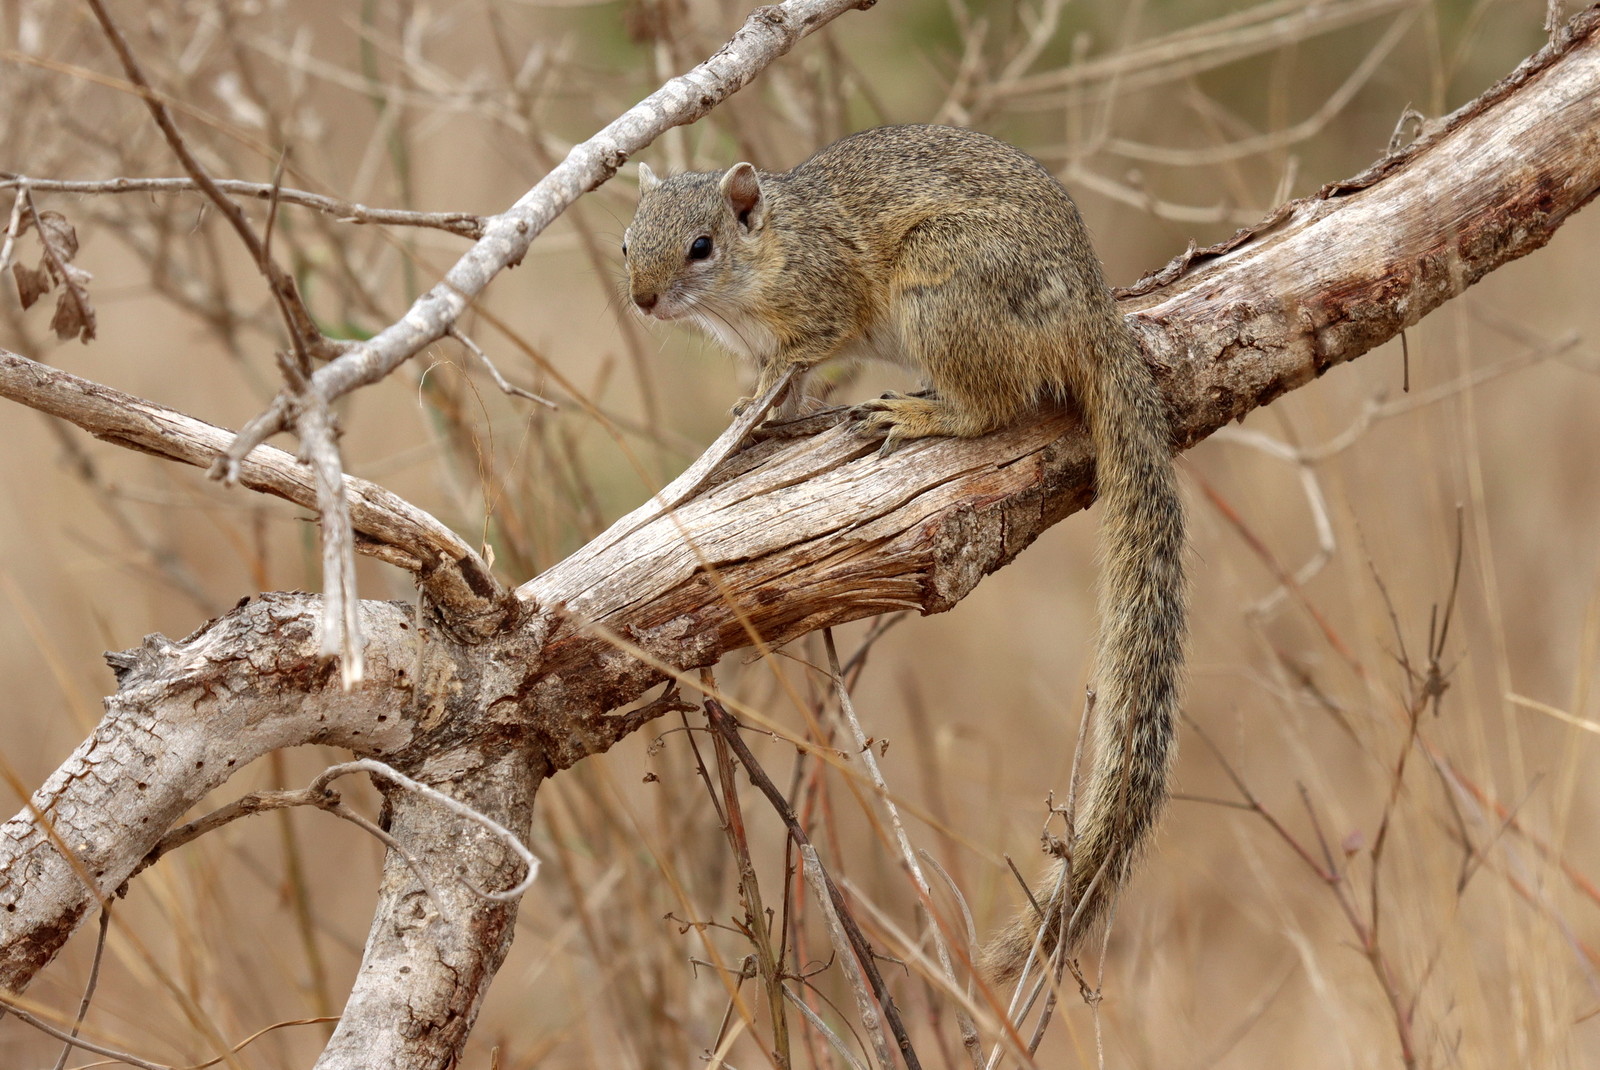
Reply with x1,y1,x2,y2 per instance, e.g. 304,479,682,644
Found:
703,670,792,1068
782,983,870,1070
703,697,924,1070
0,993,168,1070
0,174,486,237
448,326,559,409
136,759,539,904
214,0,874,470
296,400,365,685
986,688,1098,1068
801,844,896,1070
82,0,381,682
0,184,28,271
0,349,512,634
50,906,111,1070
320,759,541,901
823,628,982,1067
0,993,338,1070
83,0,322,359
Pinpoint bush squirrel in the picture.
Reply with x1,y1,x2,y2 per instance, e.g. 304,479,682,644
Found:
623,124,1186,981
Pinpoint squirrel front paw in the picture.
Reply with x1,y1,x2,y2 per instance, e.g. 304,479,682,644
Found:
735,390,829,421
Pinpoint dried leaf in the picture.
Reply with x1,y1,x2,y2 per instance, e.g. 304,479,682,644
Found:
12,207,95,342
34,210,79,265
60,261,93,289
12,261,49,309
50,282,96,343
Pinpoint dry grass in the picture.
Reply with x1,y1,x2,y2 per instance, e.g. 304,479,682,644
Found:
2,0,1598,1066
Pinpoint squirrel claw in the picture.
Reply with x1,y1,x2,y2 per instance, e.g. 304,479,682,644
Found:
875,433,907,459
849,405,891,435
856,391,911,411
850,406,911,457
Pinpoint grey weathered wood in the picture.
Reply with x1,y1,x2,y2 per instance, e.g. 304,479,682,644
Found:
0,353,511,633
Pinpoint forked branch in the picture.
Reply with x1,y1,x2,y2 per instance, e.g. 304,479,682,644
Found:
1,6,1598,1068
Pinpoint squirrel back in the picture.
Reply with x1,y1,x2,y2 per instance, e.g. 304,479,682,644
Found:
625,124,1187,982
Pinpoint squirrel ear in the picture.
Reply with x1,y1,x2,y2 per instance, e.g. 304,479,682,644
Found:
638,162,660,194
720,162,767,230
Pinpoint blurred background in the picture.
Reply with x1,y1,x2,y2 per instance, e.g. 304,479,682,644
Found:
2,0,1597,1066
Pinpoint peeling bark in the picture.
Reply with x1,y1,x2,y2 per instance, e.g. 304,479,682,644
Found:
0,596,435,993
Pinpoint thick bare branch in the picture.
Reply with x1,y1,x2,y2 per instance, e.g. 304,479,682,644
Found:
0,596,432,994
313,747,540,1070
516,3,1600,756
0,599,552,1068
1126,8,1600,445
0,352,514,635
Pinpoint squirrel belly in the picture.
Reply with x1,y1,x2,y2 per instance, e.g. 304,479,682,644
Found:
624,124,1187,979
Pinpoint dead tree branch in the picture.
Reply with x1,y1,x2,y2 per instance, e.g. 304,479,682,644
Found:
0,353,511,636
0,176,486,238
2,5,1598,1067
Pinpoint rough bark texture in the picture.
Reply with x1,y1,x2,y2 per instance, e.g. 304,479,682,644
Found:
2,6,1599,1067
318,746,541,1065
0,596,436,994
1128,16,1600,447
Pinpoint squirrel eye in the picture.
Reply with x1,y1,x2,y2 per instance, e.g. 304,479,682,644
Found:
688,235,713,260
621,240,629,257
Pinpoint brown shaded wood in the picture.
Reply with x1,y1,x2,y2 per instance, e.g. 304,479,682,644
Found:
518,6,1600,758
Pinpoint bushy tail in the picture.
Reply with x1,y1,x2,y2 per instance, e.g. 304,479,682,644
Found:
980,332,1186,984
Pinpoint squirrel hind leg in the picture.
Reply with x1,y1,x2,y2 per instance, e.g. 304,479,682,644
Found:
889,220,1076,430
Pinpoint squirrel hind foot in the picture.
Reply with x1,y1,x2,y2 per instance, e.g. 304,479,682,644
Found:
851,396,927,457
852,394,995,454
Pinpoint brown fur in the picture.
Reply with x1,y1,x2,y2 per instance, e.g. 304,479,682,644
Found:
625,125,1187,981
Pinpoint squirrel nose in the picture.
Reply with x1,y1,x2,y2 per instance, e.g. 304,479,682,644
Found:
633,291,658,313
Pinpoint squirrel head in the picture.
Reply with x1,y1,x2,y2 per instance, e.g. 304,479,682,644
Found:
622,161,772,324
